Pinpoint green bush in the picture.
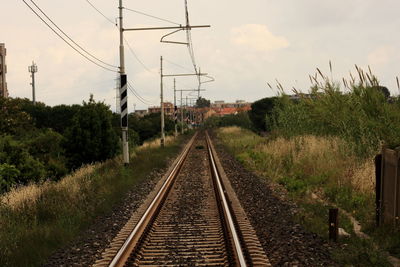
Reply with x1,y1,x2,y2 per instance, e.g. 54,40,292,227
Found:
64,95,119,169
204,112,252,129
0,164,20,192
272,83,400,157
0,136,46,186
249,97,278,132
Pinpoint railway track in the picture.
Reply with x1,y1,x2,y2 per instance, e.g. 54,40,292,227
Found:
94,131,270,266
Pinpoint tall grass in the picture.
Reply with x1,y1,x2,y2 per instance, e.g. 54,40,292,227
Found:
217,127,391,265
271,66,400,157
0,135,186,267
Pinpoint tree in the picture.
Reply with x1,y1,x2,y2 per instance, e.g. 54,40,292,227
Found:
0,164,20,192
129,112,174,144
64,95,119,169
249,97,278,132
0,97,35,136
196,97,211,108
0,135,46,185
372,86,390,99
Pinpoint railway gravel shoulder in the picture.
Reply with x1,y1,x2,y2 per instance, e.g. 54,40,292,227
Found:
212,134,338,266
43,142,187,267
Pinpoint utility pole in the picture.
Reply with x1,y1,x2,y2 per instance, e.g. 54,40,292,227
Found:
181,90,184,134
186,95,188,129
198,67,201,98
173,79,178,137
160,56,165,147
119,0,129,165
28,61,38,105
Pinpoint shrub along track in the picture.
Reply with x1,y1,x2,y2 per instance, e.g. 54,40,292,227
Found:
93,131,269,266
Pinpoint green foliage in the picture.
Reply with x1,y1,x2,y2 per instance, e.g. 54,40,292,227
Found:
0,134,186,267
128,112,174,144
0,97,35,136
195,97,211,108
26,129,67,180
217,127,392,265
331,237,391,267
64,96,119,169
22,102,80,134
272,85,400,157
0,135,46,185
204,112,252,129
248,97,278,132
0,164,20,192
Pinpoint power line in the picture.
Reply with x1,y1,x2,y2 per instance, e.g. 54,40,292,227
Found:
164,58,193,72
128,81,157,105
124,38,156,74
128,85,152,106
85,0,116,26
124,7,181,26
29,0,118,69
22,0,118,72
83,0,155,75
184,0,198,74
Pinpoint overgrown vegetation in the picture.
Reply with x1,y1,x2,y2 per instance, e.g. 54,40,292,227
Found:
204,111,252,129
0,96,174,193
128,112,175,145
217,127,391,265
0,135,186,267
212,65,400,265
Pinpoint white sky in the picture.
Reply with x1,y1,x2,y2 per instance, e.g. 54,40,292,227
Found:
2,0,400,111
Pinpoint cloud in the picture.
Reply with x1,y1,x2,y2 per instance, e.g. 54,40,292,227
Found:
231,24,289,52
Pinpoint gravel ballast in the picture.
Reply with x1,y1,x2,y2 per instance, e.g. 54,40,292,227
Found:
44,133,336,266
213,136,337,266
44,158,179,267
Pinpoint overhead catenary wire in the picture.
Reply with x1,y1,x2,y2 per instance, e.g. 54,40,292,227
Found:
124,7,181,26
128,84,154,106
29,0,119,69
124,38,157,74
83,0,156,75
164,58,193,72
22,0,118,72
85,0,116,26
128,81,157,105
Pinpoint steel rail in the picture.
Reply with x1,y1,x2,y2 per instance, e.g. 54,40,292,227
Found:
206,132,248,267
108,133,197,267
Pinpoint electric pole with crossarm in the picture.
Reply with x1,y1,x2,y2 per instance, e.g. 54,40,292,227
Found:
119,0,129,165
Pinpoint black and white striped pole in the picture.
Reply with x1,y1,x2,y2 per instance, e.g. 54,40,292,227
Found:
119,0,129,165
160,56,165,147
173,79,178,137
180,90,184,134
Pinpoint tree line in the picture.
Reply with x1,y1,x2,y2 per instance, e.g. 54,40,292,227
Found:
0,96,173,192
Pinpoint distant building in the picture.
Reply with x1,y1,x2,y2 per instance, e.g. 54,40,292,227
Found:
148,102,174,117
212,100,225,108
133,109,148,117
211,100,251,109
201,100,252,119
0,43,8,98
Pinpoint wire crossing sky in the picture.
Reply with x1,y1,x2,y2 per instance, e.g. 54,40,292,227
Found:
2,0,400,110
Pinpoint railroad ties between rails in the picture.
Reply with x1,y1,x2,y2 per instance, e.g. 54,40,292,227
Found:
93,131,270,267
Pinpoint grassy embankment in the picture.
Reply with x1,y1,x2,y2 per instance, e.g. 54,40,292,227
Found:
0,134,188,267
216,67,400,266
217,127,389,265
